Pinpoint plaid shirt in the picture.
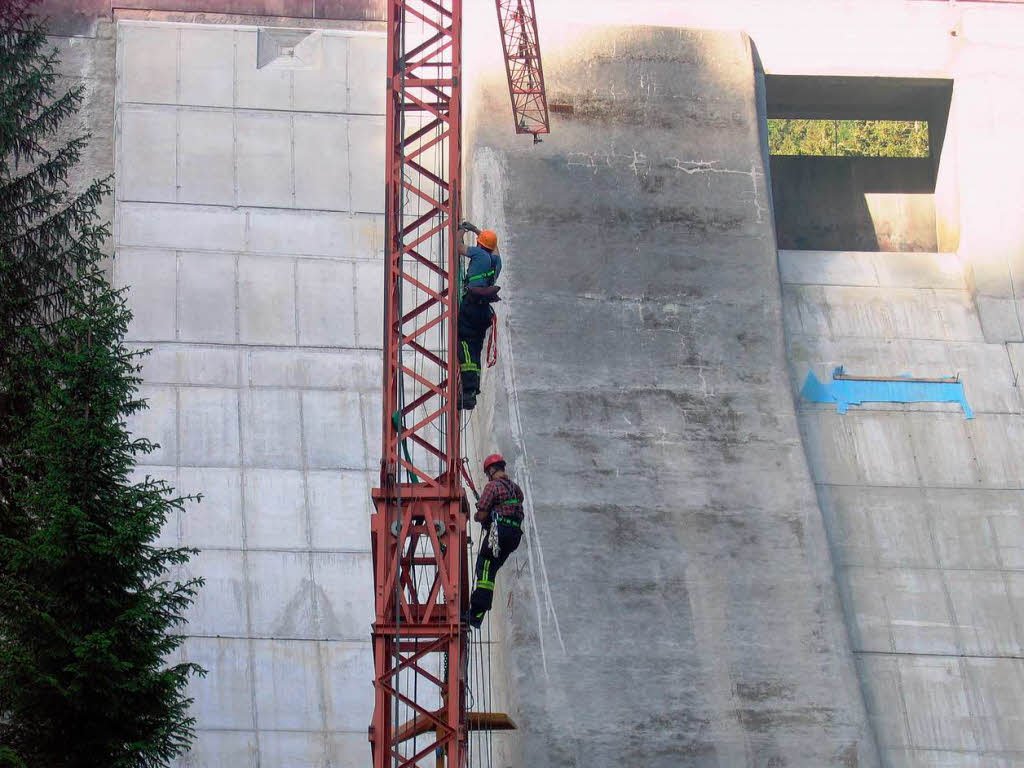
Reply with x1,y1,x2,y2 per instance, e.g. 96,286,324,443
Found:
477,476,524,525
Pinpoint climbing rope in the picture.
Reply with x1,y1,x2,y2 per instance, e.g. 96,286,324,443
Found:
486,310,499,367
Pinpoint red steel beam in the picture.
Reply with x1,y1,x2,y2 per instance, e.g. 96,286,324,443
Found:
370,0,468,763
495,0,550,138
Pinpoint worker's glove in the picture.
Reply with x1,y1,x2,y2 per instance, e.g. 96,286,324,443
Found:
459,220,481,235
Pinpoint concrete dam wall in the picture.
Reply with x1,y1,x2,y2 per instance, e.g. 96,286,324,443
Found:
466,26,877,767
111,20,388,765
38,3,1024,766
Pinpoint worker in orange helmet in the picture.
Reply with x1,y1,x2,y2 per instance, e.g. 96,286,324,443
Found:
456,222,502,411
465,453,523,629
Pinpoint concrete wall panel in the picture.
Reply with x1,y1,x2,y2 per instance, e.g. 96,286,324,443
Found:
236,112,293,208
179,387,241,466
118,24,177,104
179,467,245,548
177,731,257,768
116,248,178,341
965,658,1024,754
946,570,1021,657
293,33,349,112
238,256,296,344
311,552,373,639
181,549,248,636
257,732,327,768
243,469,307,549
900,657,977,752
119,202,247,251
321,642,374,732
178,109,235,205
301,390,364,469
353,258,383,347
347,115,385,213
119,106,177,201
241,389,302,468
182,637,255,730
294,115,350,211
178,252,237,343
128,385,177,465
296,259,356,346
178,27,235,108
247,348,378,391
247,551,316,637
306,470,370,551
250,640,324,731
134,344,241,387
234,30,292,111
129,465,179,547
346,34,387,114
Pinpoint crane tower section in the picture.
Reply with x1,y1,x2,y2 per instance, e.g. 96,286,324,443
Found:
495,0,550,139
369,0,468,764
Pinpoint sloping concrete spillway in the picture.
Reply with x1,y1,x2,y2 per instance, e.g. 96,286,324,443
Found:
465,26,878,766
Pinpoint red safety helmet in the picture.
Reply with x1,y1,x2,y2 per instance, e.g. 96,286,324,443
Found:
482,453,505,474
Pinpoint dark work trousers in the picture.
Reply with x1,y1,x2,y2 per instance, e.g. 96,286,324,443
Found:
469,523,522,625
457,300,492,401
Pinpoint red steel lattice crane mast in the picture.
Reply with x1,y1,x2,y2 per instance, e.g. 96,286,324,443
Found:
495,0,550,140
369,0,548,765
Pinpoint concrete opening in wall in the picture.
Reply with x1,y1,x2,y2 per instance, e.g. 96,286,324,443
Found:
765,75,952,252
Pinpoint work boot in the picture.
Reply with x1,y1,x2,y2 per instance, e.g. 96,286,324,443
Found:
458,392,477,411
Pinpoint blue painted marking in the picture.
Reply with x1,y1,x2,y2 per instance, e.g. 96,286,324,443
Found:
801,366,974,419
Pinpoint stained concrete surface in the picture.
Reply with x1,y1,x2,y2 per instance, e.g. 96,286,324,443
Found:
466,25,877,767
782,250,1024,767
112,20,386,766
771,157,937,252
35,1,1024,765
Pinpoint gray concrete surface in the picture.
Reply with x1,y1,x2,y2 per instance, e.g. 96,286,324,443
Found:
465,25,877,767
782,249,1024,767
771,157,937,252
934,28,1024,344
112,20,386,766
34,1,1024,766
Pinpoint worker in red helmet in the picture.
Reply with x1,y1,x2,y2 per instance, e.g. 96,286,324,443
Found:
465,453,524,628
456,222,502,411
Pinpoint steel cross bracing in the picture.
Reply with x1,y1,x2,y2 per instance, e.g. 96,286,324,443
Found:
495,0,550,139
369,0,468,764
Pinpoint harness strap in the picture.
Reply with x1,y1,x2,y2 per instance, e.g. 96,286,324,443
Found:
467,268,495,285
463,250,498,297
460,341,480,373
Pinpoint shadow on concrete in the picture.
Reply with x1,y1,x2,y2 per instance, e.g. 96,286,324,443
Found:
766,76,952,252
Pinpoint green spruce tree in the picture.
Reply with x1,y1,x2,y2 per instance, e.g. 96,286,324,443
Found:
0,2,204,765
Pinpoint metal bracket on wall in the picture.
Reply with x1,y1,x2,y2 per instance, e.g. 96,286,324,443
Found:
801,366,974,418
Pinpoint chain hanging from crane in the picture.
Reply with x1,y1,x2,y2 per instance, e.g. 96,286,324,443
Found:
495,0,550,141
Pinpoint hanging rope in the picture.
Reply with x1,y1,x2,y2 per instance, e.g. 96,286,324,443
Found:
460,457,480,500
486,312,499,367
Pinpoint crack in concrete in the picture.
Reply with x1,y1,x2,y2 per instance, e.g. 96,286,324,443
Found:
667,158,766,223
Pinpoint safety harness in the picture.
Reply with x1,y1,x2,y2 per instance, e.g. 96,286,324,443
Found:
461,249,501,370
485,477,522,558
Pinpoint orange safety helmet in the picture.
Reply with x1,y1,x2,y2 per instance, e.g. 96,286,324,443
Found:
482,453,505,474
477,229,498,251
